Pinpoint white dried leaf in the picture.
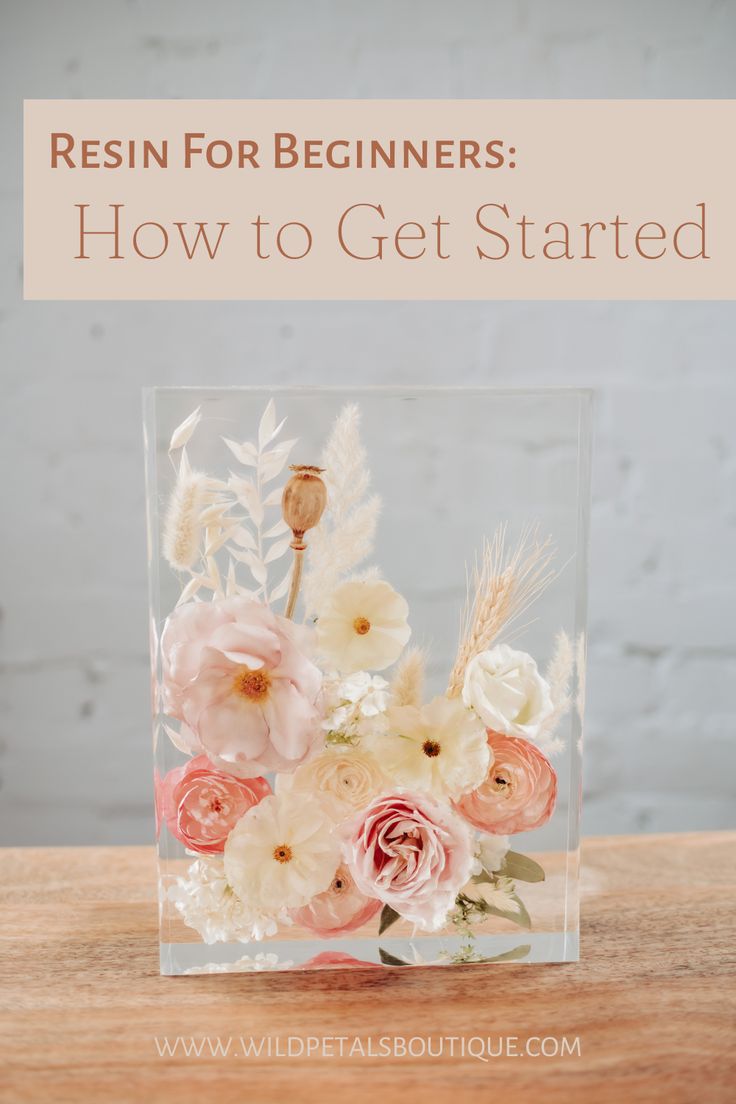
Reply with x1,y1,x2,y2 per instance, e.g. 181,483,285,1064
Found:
259,450,291,482
262,487,284,508
269,566,293,602
222,437,258,466
228,476,264,526
169,407,201,452
230,525,257,550
176,576,202,605
206,556,222,594
263,518,289,539
259,400,287,449
204,527,232,557
226,559,238,597
199,503,232,525
249,559,268,587
264,537,292,564
228,547,261,569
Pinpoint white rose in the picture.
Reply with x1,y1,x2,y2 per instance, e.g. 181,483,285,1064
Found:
462,644,553,740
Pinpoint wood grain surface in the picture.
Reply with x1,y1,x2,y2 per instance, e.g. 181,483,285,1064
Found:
1,832,734,1104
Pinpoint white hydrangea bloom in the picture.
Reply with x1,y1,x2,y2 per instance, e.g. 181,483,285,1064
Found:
169,856,288,944
321,670,390,742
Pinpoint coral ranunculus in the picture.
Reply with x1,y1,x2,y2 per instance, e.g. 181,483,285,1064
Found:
161,597,323,777
292,864,381,937
301,951,380,970
343,792,474,931
158,755,271,854
454,731,557,835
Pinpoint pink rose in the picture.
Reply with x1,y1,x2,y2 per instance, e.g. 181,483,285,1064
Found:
161,597,323,777
343,792,474,931
292,864,381,937
158,755,271,854
454,731,557,835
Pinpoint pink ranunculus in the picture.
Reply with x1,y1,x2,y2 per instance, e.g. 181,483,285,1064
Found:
158,755,271,854
301,951,380,970
160,597,323,777
343,792,475,931
454,731,557,835
292,864,381,937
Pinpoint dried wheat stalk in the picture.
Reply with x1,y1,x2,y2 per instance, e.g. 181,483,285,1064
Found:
447,523,556,697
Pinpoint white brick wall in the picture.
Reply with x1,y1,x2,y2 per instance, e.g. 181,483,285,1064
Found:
1,2,734,843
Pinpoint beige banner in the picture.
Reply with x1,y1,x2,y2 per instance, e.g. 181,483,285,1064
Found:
24,99,736,300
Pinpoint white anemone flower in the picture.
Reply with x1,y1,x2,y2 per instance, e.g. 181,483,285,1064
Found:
368,696,490,799
224,794,340,915
316,579,411,673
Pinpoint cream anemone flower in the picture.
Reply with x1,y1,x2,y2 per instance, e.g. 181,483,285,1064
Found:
224,794,340,915
276,745,388,823
316,579,411,673
368,696,490,800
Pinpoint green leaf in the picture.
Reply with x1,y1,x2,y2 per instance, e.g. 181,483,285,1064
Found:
379,947,410,966
498,851,546,883
477,943,532,963
378,904,401,935
482,894,532,930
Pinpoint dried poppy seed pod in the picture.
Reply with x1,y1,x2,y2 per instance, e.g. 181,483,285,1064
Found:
282,465,327,550
282,465,327,620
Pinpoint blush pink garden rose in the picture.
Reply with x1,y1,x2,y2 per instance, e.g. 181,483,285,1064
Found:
158,755,271,854
161,597,323,777
292,864,381,937
454,731,557,835
343,792,475,931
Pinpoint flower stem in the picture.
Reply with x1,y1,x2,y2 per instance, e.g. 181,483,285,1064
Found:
285,545,305,620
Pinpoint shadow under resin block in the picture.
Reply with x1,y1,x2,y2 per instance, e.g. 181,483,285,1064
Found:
144,387,591,974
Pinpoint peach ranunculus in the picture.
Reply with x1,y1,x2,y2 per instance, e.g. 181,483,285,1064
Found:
343,792,475,931
292,863,381,937
161,597,323,777
454,731,557,835
158,755,271,854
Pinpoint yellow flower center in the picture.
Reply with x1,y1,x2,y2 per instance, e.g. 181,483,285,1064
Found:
233,668,271,702
492,772,511,792
273,844,293,864
422,739,441,758
353,616,371,635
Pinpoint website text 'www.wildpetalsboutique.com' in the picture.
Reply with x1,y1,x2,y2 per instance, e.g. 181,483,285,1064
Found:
154,1035,582,1062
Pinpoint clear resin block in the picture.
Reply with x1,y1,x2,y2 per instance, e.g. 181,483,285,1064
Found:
144,388,591,975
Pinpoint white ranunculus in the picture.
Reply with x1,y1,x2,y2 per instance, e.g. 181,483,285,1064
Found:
462,644,554,740
276,745,388,823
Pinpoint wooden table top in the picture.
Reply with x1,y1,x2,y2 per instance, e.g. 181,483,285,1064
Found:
1,832,734,1104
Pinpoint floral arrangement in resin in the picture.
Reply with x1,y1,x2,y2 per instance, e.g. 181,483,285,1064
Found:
155,400,574,969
